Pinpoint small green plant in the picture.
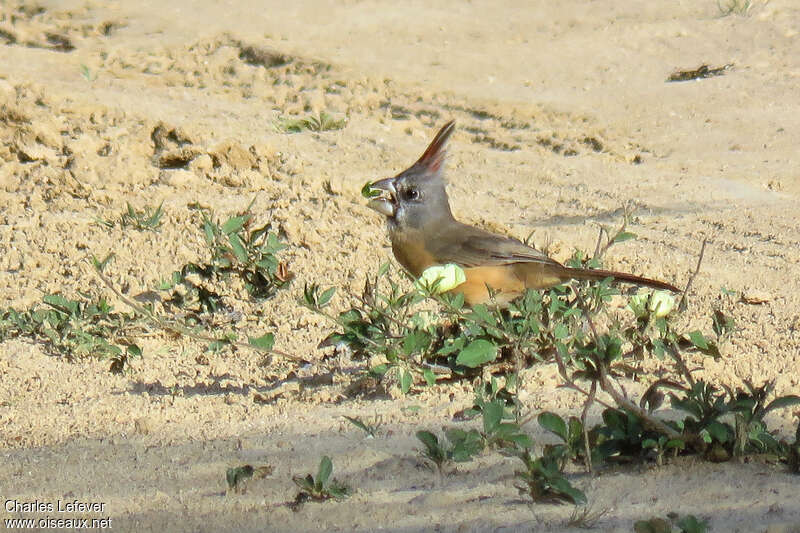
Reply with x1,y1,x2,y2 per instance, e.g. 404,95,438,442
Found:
292,456,350,502
226,464,273,493
595,407,668,463
159,203,292,310
415,397,531,476
634,514,708,533
305,262,588,395
415,429,484,475
0,293,144,369
538,411,601,467
120,202,164,230
676,515,709,533
728,379,800,456
108,343,143,375
460,376,520,421
479,398,532,449
97,202,164,231
87,203,295,361
343,414,383,438
718,0,752,16
635,377,800,462
634,517,672,533
641,435,687,467
416,430,448,474
512,447,587,505
80,64,96,82
278,111,346,133
304,265,436,391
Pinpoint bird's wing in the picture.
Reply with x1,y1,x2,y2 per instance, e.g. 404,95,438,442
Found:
428,224,563,268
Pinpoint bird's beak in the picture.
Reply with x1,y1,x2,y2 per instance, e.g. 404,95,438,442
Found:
366,177,396,217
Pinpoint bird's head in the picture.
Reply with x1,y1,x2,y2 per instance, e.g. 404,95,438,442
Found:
366,121,456,232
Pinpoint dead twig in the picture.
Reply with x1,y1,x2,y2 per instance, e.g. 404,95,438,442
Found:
593,226,609,260
678,239,707,312
581,380,597,474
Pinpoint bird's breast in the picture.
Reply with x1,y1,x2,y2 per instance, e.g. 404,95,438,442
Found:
389,228,437,278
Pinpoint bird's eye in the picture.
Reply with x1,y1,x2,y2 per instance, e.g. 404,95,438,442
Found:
403,188,420,201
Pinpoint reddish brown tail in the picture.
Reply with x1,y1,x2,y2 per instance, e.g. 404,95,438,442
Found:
564,267,680,292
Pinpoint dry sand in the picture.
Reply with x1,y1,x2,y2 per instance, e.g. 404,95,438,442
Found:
1,0,799,531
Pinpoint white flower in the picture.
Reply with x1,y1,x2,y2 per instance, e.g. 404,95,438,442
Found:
415,264,466,294
648,291,676,318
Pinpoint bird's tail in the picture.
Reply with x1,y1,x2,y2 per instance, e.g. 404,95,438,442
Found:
563,267,680,293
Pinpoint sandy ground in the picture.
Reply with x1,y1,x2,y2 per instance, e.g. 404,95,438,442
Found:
1,0,799,531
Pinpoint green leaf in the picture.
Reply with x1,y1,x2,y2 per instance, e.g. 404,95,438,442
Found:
604,335,622,361
665,439,686,450
402,330,431,355
292,473,315,492
43,294,78,315
538,412,568,442
553,323,569,340
126,344,142,358
400,369,412,394
652,338,667,359
343,416,369,433
509,433,533,449
764,395,800,415
613,231,637,243
318,287,336,307
470,304,494,325
456,339,497,368
202,219,216,244
712,309,735,337
248,333,275,351
437,337,465,356
482,400,505,434
146,202,164,227
222,214,250,235
601,408,627,430
361,181,381,198
423,368,436,386
567,417,583,445
327,482,350,499
91,253,115,272
228,233,249,263
688,330,709,350
551,476,587,505
642,438,659,450
370,364,389,376
676,514,708,533
449,292,465,310
416,430,440,453
226,465,254,490
448,429,484,461
317,456,333,486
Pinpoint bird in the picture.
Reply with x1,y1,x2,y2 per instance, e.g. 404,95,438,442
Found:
366,120,679,306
